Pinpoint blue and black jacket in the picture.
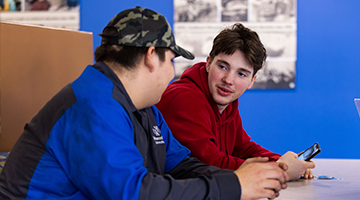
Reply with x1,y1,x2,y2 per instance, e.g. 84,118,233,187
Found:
0,62,240,199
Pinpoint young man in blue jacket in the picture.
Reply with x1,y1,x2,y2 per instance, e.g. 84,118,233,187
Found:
0,6,289,200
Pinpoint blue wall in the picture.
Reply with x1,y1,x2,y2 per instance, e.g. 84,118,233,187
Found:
80,0,360,159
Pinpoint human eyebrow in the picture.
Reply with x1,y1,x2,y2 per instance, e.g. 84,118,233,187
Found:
216,59,230,66
238,68,252,75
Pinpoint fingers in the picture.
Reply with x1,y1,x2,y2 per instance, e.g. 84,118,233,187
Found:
268,168,287,184
256,162,289,184
283,171,290,182
304,161,315,179
303,169,309,179
275,191,280,197
255,187,278,200
267,191,280,200
278,152,317,181
277,161,288,171
300,161,316,179
308,169,314,179
257,163,288,192
302,169,314,179
277,162,290,181
262,182,282,200
235,161,288,200
264,179,282,192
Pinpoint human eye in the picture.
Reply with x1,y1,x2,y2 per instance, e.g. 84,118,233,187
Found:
238,72,246,77
218,64,227,70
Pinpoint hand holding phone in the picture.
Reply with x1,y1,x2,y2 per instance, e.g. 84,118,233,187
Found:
298,142,321,161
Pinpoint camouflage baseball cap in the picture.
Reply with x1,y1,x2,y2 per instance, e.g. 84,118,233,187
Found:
100,6,194,60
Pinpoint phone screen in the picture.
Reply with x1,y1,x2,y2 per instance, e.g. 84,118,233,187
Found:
298,143,321,161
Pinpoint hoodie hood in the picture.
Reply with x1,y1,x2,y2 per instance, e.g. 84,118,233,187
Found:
179,62,239,124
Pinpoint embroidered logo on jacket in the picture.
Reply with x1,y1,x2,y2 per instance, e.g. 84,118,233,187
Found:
152,125,164,144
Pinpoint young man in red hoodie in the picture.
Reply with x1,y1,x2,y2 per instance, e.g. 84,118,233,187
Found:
156,23,315,181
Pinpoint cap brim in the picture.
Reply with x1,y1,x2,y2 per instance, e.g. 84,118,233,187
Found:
170,45,195,60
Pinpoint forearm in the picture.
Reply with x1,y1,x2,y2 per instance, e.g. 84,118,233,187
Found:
167,157,232,178
235,146,281,161
146,157,241,200
139,171,240,200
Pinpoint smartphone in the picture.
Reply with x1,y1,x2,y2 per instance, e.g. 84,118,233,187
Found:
298,142,321,161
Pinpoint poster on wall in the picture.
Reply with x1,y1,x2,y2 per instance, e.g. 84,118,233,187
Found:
173,0,297,89
0,0,80,30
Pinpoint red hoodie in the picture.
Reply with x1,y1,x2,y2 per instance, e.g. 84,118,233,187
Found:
156,62,280,170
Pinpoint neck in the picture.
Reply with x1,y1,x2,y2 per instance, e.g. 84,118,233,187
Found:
106,61,150,110
218,105,227,114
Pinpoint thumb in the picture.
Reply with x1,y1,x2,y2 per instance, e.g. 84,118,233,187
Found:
306,161,316,169
278,162,289,171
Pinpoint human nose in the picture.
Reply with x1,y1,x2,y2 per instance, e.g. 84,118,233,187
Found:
222,72,234,85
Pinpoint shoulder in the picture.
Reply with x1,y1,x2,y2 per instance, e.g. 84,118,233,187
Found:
158,81,208,111
69,71,131,128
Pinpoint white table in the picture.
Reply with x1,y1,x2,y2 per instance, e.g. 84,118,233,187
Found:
262,159,360,200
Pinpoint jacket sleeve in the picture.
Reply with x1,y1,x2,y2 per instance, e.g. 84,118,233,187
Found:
156,90,280,170
138,157,241,200
167,157,241,200
55,99,240,200
139,106,241,200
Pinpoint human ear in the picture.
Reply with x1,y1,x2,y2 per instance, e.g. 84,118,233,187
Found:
247,74,257,89
205,56,211,72
144,46,157,73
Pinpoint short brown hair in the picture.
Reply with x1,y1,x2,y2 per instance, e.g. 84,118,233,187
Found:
209,23,267,76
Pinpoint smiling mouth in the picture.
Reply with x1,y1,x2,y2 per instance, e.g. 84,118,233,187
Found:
218,86,232,93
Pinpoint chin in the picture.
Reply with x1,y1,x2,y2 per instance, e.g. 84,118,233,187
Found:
213,99,230,107
213,95,229,104
154,97,162,105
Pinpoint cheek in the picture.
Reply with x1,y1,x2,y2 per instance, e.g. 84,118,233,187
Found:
170,65,175,78
162,65,174,87
167,65,174,82
208,71,221,85
235,80,251,94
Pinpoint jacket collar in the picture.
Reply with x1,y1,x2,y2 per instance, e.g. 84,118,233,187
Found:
92,61,138,113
